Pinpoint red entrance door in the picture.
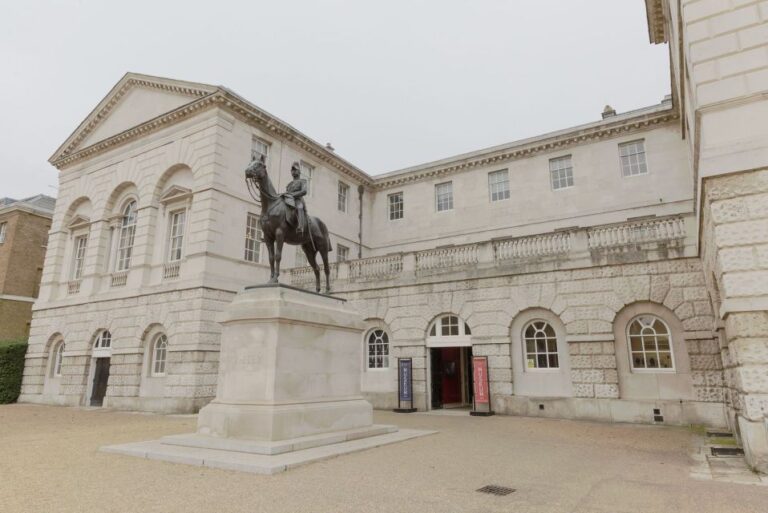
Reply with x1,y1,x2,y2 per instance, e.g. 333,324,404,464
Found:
440,347,462,404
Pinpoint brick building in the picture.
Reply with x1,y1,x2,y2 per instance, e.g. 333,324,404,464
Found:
0,195,55,340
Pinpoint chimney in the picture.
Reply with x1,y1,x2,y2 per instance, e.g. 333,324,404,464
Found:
602,105,616,119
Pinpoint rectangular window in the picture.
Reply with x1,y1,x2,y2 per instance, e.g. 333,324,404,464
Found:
619,140,648,177
71,235,88,280
0,222,6,243
167,210,186,262
337,181,349,213
295,247,308,267
251,137,269,163
549,155,574,190
244,213,262,263
388,192,403,220
435,182,453,212
337,243,349,262
299,161,314,196
488,169,510,202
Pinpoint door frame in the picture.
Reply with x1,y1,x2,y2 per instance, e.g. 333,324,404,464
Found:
85,344,112,407
426,342,473,411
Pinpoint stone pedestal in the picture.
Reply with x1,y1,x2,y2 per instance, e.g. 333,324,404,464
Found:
101,284,433,473
197,284,373,441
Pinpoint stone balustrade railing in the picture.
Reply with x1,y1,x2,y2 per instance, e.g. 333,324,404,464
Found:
416,244,478,271
349,254,403,279
289,214,693,289
587,216,686,249
494,232,571,261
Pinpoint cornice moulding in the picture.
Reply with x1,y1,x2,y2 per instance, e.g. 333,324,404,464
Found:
372,109,679,190
645,0,667,44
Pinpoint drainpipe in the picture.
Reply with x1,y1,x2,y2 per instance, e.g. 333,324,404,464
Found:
357,185,364,259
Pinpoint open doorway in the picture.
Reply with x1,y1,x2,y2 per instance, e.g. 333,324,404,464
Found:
429,346,473,409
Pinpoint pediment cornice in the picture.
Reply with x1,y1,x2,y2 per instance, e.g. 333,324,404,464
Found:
645,0,667,44
50,73,216,164
160,185,193,204
67,214,91,230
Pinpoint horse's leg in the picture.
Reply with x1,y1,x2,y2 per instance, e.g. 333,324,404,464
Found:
320,242,331,294
274,229,285,283
302,244,321,293
265,237,277,283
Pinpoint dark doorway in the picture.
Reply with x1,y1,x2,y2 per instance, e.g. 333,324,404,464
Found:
429,347,473,409
90,358,110,407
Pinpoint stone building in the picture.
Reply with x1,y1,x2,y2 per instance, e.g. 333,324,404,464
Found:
0,195,55,340
19,2,768,472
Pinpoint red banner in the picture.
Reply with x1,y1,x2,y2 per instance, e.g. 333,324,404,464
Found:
472,356,490,404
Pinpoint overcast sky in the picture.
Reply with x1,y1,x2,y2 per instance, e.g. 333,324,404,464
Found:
0,0,669,199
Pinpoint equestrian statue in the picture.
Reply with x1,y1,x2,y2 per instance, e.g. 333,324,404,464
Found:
245,155,334,293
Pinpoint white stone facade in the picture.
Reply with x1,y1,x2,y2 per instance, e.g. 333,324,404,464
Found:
19,2,768,473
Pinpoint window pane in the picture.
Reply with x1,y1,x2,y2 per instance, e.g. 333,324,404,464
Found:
548,354,559,368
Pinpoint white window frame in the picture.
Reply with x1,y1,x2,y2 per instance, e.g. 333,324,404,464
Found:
151,334,168,377
115,201,137,272
619,139,649,177
627,315,675,373
388,192,403,220
70,234,88,280
52,342,64,377
522,320,560,371
337,181,349,213
366,329,390,370
435,182,454,212
0,222,6,243
244,212,262,263
299,161,314,197
251,137,270,163
337,243,349,263
94,330,112,349
549,155,574,190
488,169,510,202
426,314,472,348
166,208,187,263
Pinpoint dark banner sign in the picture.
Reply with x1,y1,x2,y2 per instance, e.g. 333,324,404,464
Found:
399,358,413,402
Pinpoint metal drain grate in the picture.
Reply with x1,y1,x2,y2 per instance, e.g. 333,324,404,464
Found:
477,485,516,496
711,447,744,457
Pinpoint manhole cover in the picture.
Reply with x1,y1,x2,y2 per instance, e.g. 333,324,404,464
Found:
477,485,515,496
711,447,744,457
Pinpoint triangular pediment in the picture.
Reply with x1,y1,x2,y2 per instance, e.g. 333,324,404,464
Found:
160,185,192,204
51,73,217,163
67,215,91,230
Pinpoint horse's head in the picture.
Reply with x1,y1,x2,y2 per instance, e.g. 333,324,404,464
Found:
244,154,267,183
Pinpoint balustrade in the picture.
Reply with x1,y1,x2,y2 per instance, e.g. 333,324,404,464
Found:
494,232,571,261
588,216,685,249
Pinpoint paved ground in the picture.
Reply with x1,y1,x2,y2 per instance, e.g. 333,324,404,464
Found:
1,404,767,513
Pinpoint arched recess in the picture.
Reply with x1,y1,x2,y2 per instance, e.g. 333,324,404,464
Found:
85,329,113,407
510,308,572,398
361,319,395,406
139,323,169,399
613,302,694,400
153,164,194,205
425,313,473,410
101,182,140,274
152,165,194,271
42,333,65,396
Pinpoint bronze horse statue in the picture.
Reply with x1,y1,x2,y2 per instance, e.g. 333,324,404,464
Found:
244,156,334,293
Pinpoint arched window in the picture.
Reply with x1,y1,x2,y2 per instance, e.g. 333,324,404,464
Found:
52,342,64,377
366,329,389,369
627,315,674,370
523,320,559,369
428,315,471,337
116,201,137,271
94,330,111,349
151,334,168,376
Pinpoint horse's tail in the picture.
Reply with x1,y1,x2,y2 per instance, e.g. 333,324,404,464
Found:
317,218,332,251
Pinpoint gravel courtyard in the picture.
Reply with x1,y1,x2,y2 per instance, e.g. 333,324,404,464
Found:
1,404,766,513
